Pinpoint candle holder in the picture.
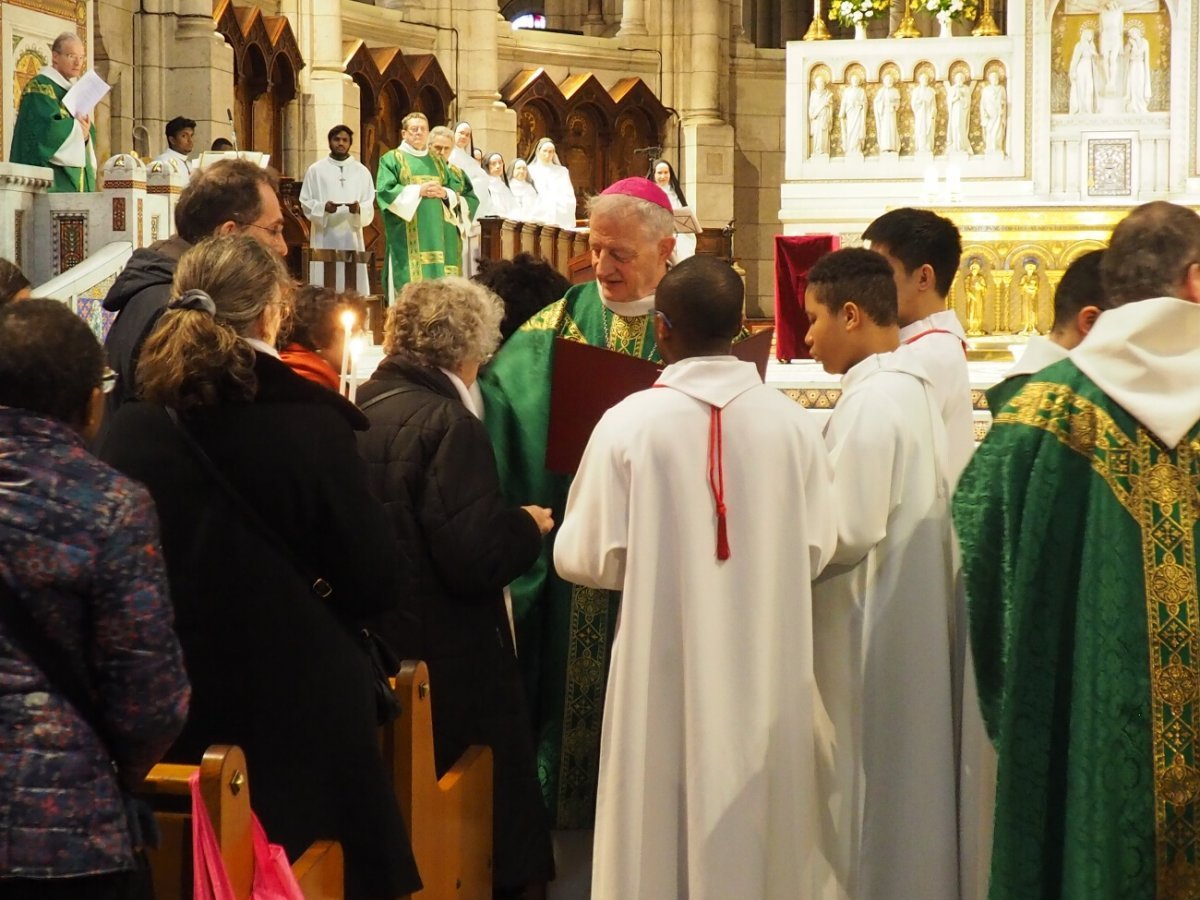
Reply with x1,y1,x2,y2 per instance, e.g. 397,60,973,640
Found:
803,0,832,39
972,0,1001,36
892,0,921,37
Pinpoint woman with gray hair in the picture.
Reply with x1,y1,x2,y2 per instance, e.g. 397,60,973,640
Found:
357,276,556,897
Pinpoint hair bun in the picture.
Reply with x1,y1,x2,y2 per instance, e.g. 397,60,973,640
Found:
168,289,217,315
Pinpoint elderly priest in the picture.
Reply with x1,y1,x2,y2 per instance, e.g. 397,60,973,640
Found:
10,33,97,192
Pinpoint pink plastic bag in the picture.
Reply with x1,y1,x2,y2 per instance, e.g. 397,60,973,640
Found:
191,770,306,900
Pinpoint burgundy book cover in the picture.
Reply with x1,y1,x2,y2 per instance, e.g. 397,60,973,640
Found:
546,339,662,475
774,235,839,361
732,327,774,380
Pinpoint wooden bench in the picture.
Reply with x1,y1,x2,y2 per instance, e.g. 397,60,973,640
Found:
386,660,493,900
139,745,344,899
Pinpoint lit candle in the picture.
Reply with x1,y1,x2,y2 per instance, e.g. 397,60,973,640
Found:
348,334,365,405
922,165,939,202
339,308,356,399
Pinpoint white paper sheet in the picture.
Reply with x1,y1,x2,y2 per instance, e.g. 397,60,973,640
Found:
62,70,111,119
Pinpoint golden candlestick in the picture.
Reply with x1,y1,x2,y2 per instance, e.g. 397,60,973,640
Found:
972,0,1001,36
892,0,922,37
803,0,832,39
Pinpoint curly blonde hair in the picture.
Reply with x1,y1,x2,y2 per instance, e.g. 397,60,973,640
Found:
383,277,504,370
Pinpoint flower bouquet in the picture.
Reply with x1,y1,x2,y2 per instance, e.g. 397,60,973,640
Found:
911,0,979,28
828,0,890,28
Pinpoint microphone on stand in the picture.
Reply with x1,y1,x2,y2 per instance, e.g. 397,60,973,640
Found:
228,109,238,152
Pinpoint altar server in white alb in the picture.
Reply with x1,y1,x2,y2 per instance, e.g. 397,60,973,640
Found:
299,124,376,292
803,247,959,900
555,255,837,900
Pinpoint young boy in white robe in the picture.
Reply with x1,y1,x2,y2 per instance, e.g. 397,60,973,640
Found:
555,256,837,900
804,247,960,900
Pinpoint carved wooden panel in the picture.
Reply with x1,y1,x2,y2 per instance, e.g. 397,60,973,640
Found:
562,108,602,217
607,109,656,186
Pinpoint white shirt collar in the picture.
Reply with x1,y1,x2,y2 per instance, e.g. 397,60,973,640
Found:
400,141,428,158
899,307,966,342
439,367,480,418
1005,335,1069,379
1069,296,1200,448
601,293,656,317
244,337,280,359
40,65,73,91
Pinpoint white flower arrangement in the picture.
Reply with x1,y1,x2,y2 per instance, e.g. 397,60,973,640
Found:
829,0,890,26
911,0,978,21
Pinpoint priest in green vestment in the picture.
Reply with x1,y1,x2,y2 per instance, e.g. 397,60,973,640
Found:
479,178,677,832
375,112,459,300
428,125,479,278
953,201,1200,900
10,33,97,193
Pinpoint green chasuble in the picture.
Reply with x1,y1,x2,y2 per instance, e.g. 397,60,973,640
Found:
953,357,1200,900
479,280,660,829
375,147,457,295
9,71,97,193
444,162,480,271
984,373,1032,416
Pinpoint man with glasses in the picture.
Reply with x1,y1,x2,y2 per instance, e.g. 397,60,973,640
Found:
954,201,1200,899
101,159,288,418
10,33,97,192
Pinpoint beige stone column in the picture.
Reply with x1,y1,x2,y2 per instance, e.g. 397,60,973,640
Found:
585,0,607,31
619,0,649,35
678,0,734,236
166,0,235,153
453,2,516,164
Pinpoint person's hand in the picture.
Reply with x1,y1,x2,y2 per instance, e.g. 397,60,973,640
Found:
522,505,555,536
419,182,447,199
77,113,90,133
325,200,340,214
347,201,360,215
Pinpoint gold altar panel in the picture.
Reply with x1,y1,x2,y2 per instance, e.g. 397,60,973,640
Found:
939,206,1125,337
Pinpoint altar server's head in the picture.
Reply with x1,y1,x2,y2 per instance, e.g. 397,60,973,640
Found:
586,178,676,304
653,256,744,364
862,207,962,325
0,299,108,439
327,124,353,159
1049,249,1112,350
804,247,900,375
166,116,196,155
1102,201,1200,306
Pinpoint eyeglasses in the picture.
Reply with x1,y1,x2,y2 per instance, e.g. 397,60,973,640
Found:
57,52,85,62
654,309,673,329
100,368,117,394
244,222,286,240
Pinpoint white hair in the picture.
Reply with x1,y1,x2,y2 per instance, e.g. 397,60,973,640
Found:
586,193,675,242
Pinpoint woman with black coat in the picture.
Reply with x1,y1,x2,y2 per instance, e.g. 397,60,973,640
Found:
98,235,420,900
356,277,556,897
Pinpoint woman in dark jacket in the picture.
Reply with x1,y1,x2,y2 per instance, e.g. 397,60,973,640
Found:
356,276,556,897
98,235,420,900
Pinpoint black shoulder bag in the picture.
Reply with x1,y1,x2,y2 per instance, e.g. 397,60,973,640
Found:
164,408,402,725
0,575,157,898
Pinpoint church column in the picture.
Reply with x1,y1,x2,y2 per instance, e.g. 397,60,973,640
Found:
449,0,517,163
619,0,649,35
279,0,357,172
679,0,734,235
169,0,235,153
584,0,607,34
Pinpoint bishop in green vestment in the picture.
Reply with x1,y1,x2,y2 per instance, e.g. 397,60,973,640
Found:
479,179,677,829
953,202,1200,900
10,35,97,193
375,113,459,299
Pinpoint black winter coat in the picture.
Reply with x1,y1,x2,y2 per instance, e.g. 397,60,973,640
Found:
98,352,420,900
357,357,555,889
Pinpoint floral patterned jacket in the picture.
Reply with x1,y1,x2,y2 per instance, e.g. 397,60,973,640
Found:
0,408,189,878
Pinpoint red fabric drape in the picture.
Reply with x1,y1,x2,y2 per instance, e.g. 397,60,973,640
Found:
773,234,840,361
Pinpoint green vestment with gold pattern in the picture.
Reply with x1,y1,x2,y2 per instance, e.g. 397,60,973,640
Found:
953,358,1200,900
10,72,97,193
375,148,457,294
479,280,660,828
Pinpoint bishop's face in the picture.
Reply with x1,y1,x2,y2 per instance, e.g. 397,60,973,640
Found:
589,209,672,304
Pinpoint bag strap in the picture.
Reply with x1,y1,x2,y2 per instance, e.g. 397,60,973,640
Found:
164,407,333,600
357,385,419,411
0,574,115,758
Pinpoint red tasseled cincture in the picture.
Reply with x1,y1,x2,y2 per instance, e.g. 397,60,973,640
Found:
708,405,730,561
902,328,969,358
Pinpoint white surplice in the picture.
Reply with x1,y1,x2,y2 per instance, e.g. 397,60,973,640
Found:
488,176,517,219
813,349,960,900
663,185,697,262
899,309,974,482
554,356,838,900
151,146,192,176
449,147,491,278
299,154,376,293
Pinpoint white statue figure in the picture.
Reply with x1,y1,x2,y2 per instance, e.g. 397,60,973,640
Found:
911,72,937,154
840,74,867,156
809,74,834,158
980,71,1007,155
1125,24,1152,113
945,72,973,154
1099,0,1125,93
1069,26,1100,114
873,73,901,154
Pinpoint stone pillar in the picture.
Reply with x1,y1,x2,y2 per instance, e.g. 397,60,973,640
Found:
167,0,236,151
454,3,516,164
679,0,734,236
619,0,649,35
0,163,52,283
688,0,723,120
146,156,189,241
584,0,607,33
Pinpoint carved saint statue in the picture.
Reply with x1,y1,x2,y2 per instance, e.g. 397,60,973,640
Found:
1018,259,1041,335
1069,26,1099,114
874,73,901,154
911,72,937,154
1125,24,1152,113
964,259,988,336
944,72,973,154
809,74,834,158
979,72,1007,155
840,74,867,156
1099,1,1125,93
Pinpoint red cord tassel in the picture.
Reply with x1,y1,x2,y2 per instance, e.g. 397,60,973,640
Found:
708,406,730,561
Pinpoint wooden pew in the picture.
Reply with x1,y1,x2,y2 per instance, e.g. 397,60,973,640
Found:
139,745,344,900
384,661,493,900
